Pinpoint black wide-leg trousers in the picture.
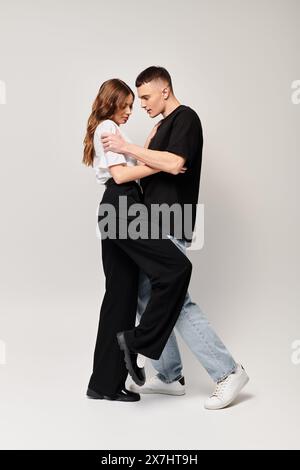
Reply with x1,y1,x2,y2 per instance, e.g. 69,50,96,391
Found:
88,179,192,395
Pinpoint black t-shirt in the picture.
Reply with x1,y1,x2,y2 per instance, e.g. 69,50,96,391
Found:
140,105,203,243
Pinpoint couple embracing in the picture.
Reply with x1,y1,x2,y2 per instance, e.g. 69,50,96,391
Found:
82,66,249,410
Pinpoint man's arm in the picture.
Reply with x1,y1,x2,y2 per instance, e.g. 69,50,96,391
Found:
124,143,187,175
101,132,187,175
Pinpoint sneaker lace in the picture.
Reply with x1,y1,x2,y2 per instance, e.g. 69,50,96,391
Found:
211,375,232,398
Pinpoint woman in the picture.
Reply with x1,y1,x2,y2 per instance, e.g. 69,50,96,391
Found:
82,79,191,402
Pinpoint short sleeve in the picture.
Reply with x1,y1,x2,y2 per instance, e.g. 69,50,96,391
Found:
97,120,127,167
165,111,202,168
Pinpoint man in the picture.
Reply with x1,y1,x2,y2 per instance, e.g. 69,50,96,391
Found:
101,66,249,409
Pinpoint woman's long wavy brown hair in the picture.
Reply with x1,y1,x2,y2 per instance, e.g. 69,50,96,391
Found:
82,79,135,167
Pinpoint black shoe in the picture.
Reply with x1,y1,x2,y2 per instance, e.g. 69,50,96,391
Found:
116,332,146,386
86,387,140,402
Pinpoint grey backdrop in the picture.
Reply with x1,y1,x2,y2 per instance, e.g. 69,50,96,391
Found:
0,0,299,450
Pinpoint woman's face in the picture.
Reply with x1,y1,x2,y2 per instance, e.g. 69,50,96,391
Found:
112,95,134,126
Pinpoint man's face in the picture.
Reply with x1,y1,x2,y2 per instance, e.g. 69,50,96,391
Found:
137,80,168,118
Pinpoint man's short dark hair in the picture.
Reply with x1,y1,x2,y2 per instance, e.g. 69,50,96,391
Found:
135,66,173,93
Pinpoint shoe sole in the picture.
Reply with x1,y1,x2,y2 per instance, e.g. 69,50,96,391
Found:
86,388,140,402
129,385,186,396
116,333,146,387
204,374,249,410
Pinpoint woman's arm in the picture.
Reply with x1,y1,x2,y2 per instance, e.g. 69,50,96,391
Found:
143,121,162,149
136,122,162,166
108,163,161,185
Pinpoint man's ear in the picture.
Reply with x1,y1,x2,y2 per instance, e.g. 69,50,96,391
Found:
162,87,170,100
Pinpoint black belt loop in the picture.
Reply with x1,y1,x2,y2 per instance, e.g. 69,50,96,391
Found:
104,177,115,188
105,177,142,195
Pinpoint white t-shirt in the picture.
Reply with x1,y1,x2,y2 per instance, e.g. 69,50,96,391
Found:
93,119,137,184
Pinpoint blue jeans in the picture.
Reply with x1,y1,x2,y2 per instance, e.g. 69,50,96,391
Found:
136,235,237,384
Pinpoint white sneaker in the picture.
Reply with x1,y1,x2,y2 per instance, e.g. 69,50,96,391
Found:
128,375,186,396
204,364,249,410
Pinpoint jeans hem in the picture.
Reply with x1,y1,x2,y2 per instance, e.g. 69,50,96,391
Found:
215,363,238,383
157,373,183,384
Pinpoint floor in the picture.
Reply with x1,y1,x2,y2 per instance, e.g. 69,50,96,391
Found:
0,294,299,450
